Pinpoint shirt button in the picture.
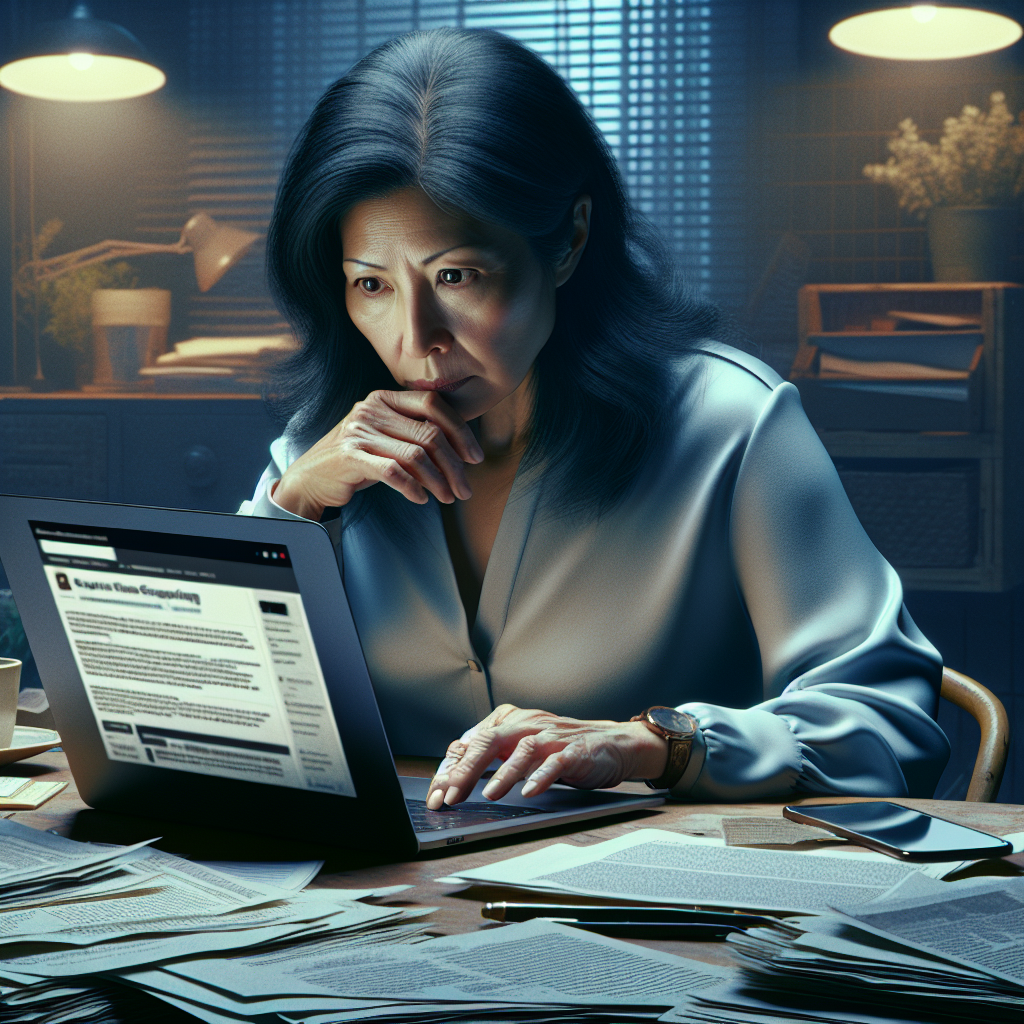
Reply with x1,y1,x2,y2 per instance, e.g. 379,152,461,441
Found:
467,659,481,672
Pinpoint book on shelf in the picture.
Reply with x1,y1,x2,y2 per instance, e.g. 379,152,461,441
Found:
138,335,300,392
818,353,971,382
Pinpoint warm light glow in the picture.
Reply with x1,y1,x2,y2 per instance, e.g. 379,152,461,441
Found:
67,52,94,71
0,53,165,101
830,6,1022,60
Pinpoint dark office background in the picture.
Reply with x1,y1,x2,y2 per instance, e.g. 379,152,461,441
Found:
0,0,1022,801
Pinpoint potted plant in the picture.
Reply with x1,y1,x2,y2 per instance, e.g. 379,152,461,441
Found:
864,92,1024,281
15,219,138,387
42,260,139,387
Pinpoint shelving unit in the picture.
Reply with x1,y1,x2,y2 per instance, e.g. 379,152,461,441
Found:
0,392,279,514
792,283,1023,592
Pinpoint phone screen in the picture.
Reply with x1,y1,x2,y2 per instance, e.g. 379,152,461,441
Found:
784,801,1012,861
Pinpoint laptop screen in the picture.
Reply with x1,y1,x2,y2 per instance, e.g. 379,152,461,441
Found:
29,520,356,798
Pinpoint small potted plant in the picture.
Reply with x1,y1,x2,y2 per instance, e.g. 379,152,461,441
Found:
15,220,139,387
864,92,1024,281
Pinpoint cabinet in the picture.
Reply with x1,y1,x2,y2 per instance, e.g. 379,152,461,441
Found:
792,283,1023,592
0,393,280,514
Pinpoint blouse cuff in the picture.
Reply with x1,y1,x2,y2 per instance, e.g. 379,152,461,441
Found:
271,481,344,548
238,479,308,521
674,702,802,801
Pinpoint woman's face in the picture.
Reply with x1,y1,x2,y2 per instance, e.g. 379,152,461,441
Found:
340,187,568,422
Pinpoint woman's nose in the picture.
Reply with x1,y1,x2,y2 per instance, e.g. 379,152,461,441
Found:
402,281,453,358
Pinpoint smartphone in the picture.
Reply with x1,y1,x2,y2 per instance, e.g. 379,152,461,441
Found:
783,801,1013,862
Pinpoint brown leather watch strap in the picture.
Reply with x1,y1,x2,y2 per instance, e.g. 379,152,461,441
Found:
635,708,699,790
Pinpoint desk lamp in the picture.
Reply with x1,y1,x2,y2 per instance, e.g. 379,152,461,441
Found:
20,213,259,294
830,4,1022,60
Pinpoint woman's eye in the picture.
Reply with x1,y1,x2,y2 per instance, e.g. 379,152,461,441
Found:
438,268,475,286
357,277,385,294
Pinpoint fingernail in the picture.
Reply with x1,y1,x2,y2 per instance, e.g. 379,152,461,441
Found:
443,786,460,806
426,788,444,810
460,485,473,501
521,780,537,797
481,779,499,799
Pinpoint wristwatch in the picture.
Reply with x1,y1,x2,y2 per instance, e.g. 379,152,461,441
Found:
633,706,699,790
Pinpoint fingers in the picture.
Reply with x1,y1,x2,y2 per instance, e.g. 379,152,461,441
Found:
521,748,576,797
426,738,469,810
343,391,483,504
481,733,576,801
381,390,484,467
425,705,526,809
435,726,505,806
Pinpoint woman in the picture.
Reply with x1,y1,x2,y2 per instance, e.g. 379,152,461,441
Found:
240,27,950,810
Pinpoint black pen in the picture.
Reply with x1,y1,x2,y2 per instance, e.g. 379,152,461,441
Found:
539,918,742,940
482,902,774,928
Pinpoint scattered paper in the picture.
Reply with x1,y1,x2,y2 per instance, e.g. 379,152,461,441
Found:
721,817,834,846
700,876,1024,1023
0,779,30,800
437,829,942,913
169,918,734,1008
192,859,324,893
0,780,66,811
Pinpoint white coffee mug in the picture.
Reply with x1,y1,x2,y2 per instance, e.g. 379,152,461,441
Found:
0,658,20,749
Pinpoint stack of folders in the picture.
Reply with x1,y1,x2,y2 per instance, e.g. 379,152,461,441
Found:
793,309,985,431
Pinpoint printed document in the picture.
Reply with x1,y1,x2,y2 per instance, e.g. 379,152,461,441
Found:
439,829,938,913
834,876,1024,987
169,918,733,1007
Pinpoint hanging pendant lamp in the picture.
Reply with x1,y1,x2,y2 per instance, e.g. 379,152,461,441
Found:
830,4,1022,61
0,3,165,102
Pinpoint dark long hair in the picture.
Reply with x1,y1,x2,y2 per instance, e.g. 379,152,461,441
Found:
267,27,719,526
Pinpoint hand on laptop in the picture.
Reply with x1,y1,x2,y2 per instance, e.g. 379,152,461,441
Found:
425,704,669,809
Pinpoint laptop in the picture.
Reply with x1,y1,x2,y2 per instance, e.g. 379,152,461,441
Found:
0,494,662,853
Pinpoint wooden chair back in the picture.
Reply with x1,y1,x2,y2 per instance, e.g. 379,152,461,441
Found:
941,667,1009,802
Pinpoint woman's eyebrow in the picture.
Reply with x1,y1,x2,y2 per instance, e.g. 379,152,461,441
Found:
343,243,500,271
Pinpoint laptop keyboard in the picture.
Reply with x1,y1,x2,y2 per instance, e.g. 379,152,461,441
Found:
405,798,542,833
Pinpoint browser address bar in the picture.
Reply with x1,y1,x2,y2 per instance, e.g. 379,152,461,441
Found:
39,539,118,561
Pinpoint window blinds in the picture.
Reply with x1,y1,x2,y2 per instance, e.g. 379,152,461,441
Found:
172,0,749,338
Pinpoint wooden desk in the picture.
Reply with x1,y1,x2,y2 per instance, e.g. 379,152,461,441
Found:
5,751,1024,970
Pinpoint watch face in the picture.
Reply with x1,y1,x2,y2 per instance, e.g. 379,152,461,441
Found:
647,706,695,737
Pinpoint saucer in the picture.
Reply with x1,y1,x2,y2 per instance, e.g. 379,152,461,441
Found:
0,727,61,767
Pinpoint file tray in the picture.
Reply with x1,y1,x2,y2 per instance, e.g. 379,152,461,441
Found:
790,332,983,432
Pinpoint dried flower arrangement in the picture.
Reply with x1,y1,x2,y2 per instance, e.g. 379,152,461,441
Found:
863,92,1024,217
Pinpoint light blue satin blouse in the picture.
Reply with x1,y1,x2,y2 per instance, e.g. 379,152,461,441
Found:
239,341,950,800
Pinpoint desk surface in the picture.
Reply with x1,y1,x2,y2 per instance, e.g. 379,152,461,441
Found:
5,751,1023,969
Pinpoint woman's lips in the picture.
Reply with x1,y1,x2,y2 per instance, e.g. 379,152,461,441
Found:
409,377,472,393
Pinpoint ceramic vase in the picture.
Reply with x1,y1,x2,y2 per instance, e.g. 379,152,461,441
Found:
927,206,1021,282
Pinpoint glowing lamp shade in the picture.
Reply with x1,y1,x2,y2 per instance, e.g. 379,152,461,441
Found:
830,5,1022,60
0,4,165,102
0,54,164,102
